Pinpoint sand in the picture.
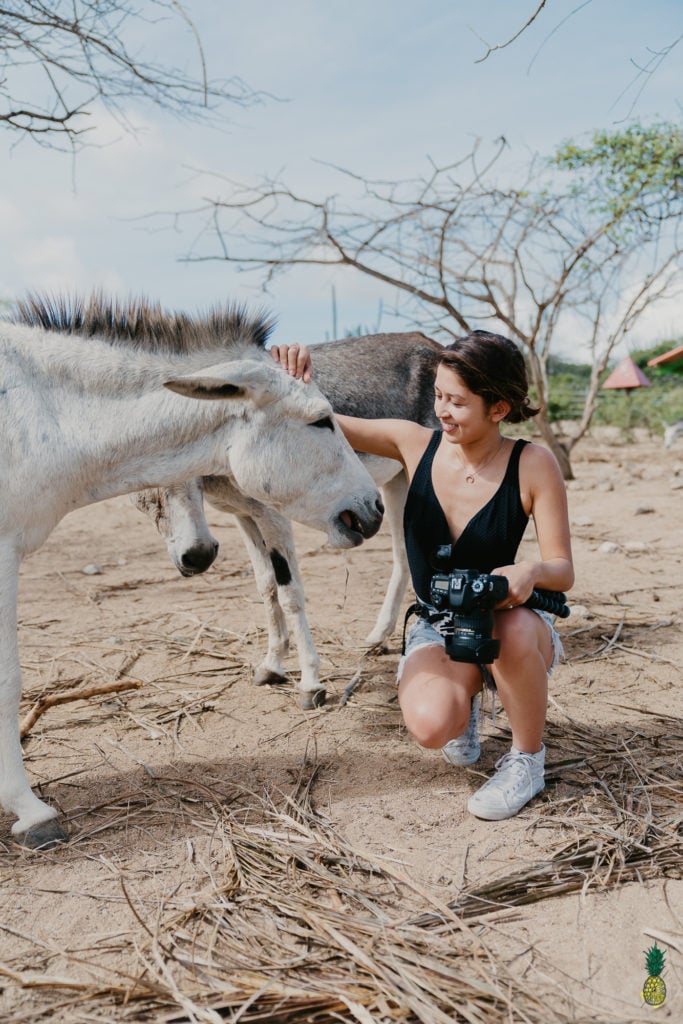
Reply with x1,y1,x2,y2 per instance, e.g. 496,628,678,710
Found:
1,427,681,1022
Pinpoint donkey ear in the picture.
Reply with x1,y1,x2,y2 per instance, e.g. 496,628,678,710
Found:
164,378,243,400
164,361,280,403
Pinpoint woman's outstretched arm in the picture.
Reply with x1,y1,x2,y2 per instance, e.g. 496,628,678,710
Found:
270,344,432,469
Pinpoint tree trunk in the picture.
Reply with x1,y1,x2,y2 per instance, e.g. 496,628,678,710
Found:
525,349,574,480
534,409,574,480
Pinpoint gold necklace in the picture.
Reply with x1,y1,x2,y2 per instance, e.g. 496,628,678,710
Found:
457,437,504,484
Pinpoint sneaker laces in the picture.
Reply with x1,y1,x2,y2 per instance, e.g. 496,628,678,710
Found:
492,749,543,789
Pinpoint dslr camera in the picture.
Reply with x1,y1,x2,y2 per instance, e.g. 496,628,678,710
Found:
429,546,569,664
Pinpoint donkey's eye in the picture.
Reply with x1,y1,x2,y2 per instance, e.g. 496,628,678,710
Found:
311,416,334,431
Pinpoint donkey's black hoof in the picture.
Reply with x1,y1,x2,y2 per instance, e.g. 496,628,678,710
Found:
301,688,326,710
16,818,69,850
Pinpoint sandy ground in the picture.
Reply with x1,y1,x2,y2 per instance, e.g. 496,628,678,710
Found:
1,427,682,1022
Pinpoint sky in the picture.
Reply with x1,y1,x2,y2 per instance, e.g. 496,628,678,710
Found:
1,0,682,357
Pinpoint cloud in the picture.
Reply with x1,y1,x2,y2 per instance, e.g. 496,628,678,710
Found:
5,234,125,299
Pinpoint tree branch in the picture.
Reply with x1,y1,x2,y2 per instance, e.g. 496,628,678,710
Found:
20,679,143,740
0,1,260,147
474,1,549,62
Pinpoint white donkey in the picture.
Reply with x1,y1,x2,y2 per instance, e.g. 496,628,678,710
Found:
4,295,383,848
135,332,442,706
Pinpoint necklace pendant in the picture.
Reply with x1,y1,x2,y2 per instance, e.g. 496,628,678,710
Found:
465,473,475,484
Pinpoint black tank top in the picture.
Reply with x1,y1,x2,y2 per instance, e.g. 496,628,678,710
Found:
404,433,530,604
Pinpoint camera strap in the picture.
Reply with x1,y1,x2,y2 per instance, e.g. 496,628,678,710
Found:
401,602,420,654
401,600,452,654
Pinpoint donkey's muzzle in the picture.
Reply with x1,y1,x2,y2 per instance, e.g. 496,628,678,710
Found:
179,539,220,575
337,496,384,546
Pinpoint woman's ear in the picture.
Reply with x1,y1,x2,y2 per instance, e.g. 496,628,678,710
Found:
490,400,511,423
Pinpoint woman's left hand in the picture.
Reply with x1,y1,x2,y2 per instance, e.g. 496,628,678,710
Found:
269,343,313,382
493,562,536,610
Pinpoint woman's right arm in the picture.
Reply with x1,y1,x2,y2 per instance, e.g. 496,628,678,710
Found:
335,413,431,473
269,342,432,470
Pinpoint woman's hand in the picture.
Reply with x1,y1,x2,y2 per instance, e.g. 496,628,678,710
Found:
492,562,537,610
269,343,313,382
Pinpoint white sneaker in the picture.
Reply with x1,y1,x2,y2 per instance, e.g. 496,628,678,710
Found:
467,744,545,820
441,695,480,767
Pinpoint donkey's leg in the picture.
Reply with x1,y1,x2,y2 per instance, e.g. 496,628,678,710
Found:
0,547,67,848
365,471,411,647
234,511,324,709
233,514,290,686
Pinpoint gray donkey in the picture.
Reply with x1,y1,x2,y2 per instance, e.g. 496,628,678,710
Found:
136,332,442,707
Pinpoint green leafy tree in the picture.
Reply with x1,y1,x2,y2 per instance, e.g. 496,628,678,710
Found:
555,123,683,227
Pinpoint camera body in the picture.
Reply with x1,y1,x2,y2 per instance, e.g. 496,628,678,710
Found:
429,568,509,663
427,545,570,663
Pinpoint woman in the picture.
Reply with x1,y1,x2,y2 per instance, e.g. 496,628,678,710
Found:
271,331,574,820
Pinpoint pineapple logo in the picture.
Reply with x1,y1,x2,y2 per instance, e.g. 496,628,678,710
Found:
641,942,667,1007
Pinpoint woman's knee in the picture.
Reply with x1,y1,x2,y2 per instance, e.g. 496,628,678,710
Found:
400,680,471,749
496,609,547,663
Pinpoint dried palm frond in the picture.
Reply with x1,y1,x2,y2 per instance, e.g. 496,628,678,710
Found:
415,714,682,925
1,767,598,1024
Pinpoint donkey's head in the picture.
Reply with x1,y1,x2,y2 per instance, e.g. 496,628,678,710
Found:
14,292,383,548
133,480,218,576
163,357,384,548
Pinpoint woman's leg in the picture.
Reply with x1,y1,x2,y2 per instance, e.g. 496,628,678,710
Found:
490,607,554,753
466,608,555,820
398,642,482,749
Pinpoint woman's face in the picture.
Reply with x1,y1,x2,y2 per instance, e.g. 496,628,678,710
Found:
433,364,491,443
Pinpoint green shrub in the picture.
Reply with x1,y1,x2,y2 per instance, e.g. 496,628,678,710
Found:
544,352,682,433
593,379,683,432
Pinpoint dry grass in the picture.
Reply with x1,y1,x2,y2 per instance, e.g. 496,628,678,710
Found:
0,765,597,1024
3,720,680,1023
412,713,683,925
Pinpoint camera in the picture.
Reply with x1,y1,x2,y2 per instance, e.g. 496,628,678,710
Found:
428,546,569,664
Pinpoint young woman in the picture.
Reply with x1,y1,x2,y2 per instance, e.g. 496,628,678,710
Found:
271,331,574,820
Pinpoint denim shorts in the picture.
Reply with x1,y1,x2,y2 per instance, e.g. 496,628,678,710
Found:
396,608,564,684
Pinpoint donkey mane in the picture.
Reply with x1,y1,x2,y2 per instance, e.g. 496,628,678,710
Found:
12,292,275,356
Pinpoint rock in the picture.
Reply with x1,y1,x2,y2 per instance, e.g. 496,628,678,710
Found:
82,563,103,575
572,516,593,527
623,541,649,552
598,542,620,554
568,604,591,619
671,479,683,491
596,480,615,492
634,505,655,515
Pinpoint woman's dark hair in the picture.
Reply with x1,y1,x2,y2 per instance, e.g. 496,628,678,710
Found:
438,330,539,423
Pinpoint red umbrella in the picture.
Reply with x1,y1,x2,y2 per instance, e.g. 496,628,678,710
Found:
602,356,652,390
646,344,683,369
602,356,651,429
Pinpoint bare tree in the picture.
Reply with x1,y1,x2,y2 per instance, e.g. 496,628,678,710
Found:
0,1,258,147
177,130,683,479
473,1,682,119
